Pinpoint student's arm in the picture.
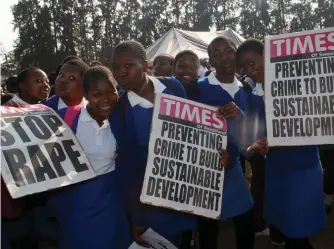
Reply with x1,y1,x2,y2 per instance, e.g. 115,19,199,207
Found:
217,102,245,118
239,93,269,159
168,77,187,98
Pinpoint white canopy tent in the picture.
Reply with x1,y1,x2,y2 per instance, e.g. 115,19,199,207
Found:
146,28,245,63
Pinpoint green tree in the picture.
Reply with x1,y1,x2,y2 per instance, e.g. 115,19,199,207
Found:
289,0,317,32
239,0,270,39
212,0,239,30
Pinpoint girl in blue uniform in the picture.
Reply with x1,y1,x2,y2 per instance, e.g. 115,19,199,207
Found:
237,38,326,249
111,41,196,247
5,67,50,106
173,50,201,101
2,67,51,249
192,37,255,249
53,66,131,249
152,54,174,77
45,59,89,111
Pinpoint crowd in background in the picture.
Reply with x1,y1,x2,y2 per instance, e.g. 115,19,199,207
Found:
1,37,333,249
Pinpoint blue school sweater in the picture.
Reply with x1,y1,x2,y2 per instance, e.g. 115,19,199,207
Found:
44,95,61,111
47,108,131,249
195,75,254,220
248,87,326,238
112,77,196,238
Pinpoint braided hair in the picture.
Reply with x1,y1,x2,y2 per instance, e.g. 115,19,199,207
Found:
112,40,147,63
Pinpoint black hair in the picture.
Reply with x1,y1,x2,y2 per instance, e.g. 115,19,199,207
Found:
16,67,41,95
204,70,212,77
153,54,174,66
174,50,200,68
55,64,63,75
61,55,81,64
62,59,89,76
5,76,18,88
90,60,103,67
113,40,147,63
236,38,264,66
208,36,237,56
83,66,116,93
17,67,40,85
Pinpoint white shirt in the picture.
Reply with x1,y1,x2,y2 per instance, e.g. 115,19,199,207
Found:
244,77,255,88
58,97,87,110
255,83,265,101
208,72,243,99
11,94,30,105
127,76,166,109
198,65,208,78
76,105,117,175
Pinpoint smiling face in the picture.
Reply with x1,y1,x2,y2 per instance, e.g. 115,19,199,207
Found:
111,51,147,92
85,77,118,120
55,63,84,98
209,40,236,75
239,50,264,83
19,68,50,102
174,54,199,85
153,56,173,77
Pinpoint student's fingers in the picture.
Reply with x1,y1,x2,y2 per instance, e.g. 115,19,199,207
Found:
5,100,26,108
134,227,150,248
218,149,230,168
224,103,241,118
246,140,262,152
217,106,227,117
259,145,270,155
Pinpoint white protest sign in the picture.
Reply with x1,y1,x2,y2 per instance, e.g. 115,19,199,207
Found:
264,27,334,146
140,94,226,219
0,104,96,198
128,228,177,249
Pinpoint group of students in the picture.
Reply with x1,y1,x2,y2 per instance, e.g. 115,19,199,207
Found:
1,36,333,249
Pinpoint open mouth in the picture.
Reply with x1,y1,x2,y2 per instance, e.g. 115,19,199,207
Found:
100,106,112,111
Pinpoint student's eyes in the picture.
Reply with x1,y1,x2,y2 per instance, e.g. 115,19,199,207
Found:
93,92,100,98
125,64,132,69
248,61,255,67
225,48,235,53
36,78,42,83
111,64,119,71
69,76,76,81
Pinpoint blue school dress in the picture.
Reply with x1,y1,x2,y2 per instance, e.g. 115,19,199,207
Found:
44,95,61,110
48,107,131,249
195,74,254,220
112,76,196,238
249,85,326,238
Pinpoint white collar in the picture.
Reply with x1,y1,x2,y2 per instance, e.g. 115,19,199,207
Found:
255,83,265,96
79,104,109,126
58,97,87,109
128,76,166,108
208,72,243,87
11,94,31,105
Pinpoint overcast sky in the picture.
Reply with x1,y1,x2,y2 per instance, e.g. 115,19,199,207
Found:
0,0,18,52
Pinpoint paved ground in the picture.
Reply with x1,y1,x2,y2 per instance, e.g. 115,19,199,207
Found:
37,163,334,249
215,206,334,249
38,205,333,249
